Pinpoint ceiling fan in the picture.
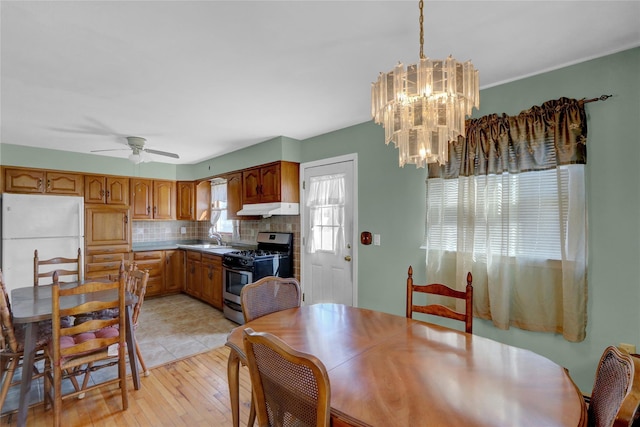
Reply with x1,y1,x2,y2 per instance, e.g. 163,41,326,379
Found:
91,136,180,164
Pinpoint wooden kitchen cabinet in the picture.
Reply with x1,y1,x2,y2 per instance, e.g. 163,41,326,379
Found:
242,161,299,205
177,180,211,221
176,181,195,220
84,175,129,205
85,246,130,279
225,172,244,220
201,254,223,309
185,251,202,298
85,206,130,247
130,178,176,220
164,249,185,294
85,205,131,279
4,167,83,196
133,251,164,297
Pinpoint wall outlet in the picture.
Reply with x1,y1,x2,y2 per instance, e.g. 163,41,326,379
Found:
619,343,636,354
180,226,187,235
373,234,381,246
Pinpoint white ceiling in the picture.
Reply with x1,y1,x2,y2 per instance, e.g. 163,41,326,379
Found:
2,1,639,165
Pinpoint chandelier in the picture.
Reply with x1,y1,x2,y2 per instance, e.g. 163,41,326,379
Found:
371,0,479,167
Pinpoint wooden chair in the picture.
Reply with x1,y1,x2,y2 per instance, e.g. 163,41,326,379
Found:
125,266,150,377
240,276,302,426
34,248,82,286
243,327,331,427
0,270,52,415
406,265,474,334
241,276,302,323
44,267,128,427
585,346,640,427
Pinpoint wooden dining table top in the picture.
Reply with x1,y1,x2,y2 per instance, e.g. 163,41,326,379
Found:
226,303,587,427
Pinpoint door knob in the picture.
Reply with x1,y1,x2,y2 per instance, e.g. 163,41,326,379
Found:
344,255,352,262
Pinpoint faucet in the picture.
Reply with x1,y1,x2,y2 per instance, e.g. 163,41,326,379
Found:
209,230,223,245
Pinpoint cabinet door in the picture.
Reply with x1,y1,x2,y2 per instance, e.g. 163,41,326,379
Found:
85,206,130,247
177,181,195,220
226,172,243,220
4,168,45,193
130,179,153,219
165,250,185,293
242,167,261,204
106,177,129,205
85,175,107,203
201,255,222,309
258,163,281,203
185,257,202,298
153,180,176,219
46,172,83,195
195,180,211,221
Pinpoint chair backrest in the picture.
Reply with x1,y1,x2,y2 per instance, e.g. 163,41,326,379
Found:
243,327,331,427
0,270,19,353
128,267,150,327
588,346,640,427
34,248,82,286
50,266,126,365
406,265,474,334
240,276,301,323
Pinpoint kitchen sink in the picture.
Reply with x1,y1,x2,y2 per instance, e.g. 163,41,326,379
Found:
178,243,228,249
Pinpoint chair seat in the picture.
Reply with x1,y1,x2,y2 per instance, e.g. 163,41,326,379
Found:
10,320,58,352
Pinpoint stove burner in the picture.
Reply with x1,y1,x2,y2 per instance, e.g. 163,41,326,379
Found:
230,249,287,259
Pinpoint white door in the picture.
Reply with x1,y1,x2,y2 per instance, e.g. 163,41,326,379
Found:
300,154,357,306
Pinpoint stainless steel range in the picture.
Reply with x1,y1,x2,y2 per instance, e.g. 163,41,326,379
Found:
222,232,294,324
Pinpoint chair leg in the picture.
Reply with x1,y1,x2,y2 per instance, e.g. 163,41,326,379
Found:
248,398,256,427
135,341,150,377
0,357,18,411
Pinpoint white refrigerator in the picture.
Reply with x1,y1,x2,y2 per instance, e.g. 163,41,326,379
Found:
1,193,84,297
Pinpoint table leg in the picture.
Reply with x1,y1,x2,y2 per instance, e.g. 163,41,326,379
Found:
227,348,241,427
125,306,140,390
16,322,38,427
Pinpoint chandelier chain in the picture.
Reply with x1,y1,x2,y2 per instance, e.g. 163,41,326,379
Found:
419,0,424,59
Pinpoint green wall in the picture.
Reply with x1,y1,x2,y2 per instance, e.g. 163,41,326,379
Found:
1,47,638,393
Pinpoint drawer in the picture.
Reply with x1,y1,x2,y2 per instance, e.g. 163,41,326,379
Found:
86,261,124,275
90,253,127,263
135,260,163,277
86,245,131,256
134,251,163,261
144,276,164,297
202,253,222,265
186,250,202,261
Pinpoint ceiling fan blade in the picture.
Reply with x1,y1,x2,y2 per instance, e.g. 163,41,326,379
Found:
90,148,130,153
143,148,180,159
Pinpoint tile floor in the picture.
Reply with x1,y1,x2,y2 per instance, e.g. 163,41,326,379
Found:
0,293,239,416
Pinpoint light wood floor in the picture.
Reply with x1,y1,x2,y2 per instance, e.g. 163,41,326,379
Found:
0,346,255,426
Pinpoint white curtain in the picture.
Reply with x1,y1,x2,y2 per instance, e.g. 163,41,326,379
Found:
425,98,588,342
306,174,345,255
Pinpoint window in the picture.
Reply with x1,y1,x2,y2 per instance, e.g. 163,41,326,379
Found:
306,174,345,254
210,179,233,233
425,166,574,262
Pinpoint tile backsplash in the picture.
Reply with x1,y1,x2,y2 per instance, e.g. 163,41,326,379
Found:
132,215,301,279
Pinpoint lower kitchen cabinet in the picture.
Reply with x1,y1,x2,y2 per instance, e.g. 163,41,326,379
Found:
133,251,164,297
183,250,223,309
185,251,202,298
201,254,223,309
164,249,185,294
85,246,130,279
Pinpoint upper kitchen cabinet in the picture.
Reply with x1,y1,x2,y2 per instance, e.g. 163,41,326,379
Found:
131,179,176,220
225,172,243,220
177,181,210,221
4,167,83,196
242,161,299,205
84,175,129,205
176,181,195,220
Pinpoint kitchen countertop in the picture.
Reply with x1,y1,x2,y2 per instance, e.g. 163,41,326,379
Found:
132,240,256,254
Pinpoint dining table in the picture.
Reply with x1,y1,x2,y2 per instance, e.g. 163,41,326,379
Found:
226,303,587,427
10,281,140,427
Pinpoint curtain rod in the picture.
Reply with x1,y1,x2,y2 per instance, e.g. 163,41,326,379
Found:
582,94,612,103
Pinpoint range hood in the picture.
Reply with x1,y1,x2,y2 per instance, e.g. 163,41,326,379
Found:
236,202,299,218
